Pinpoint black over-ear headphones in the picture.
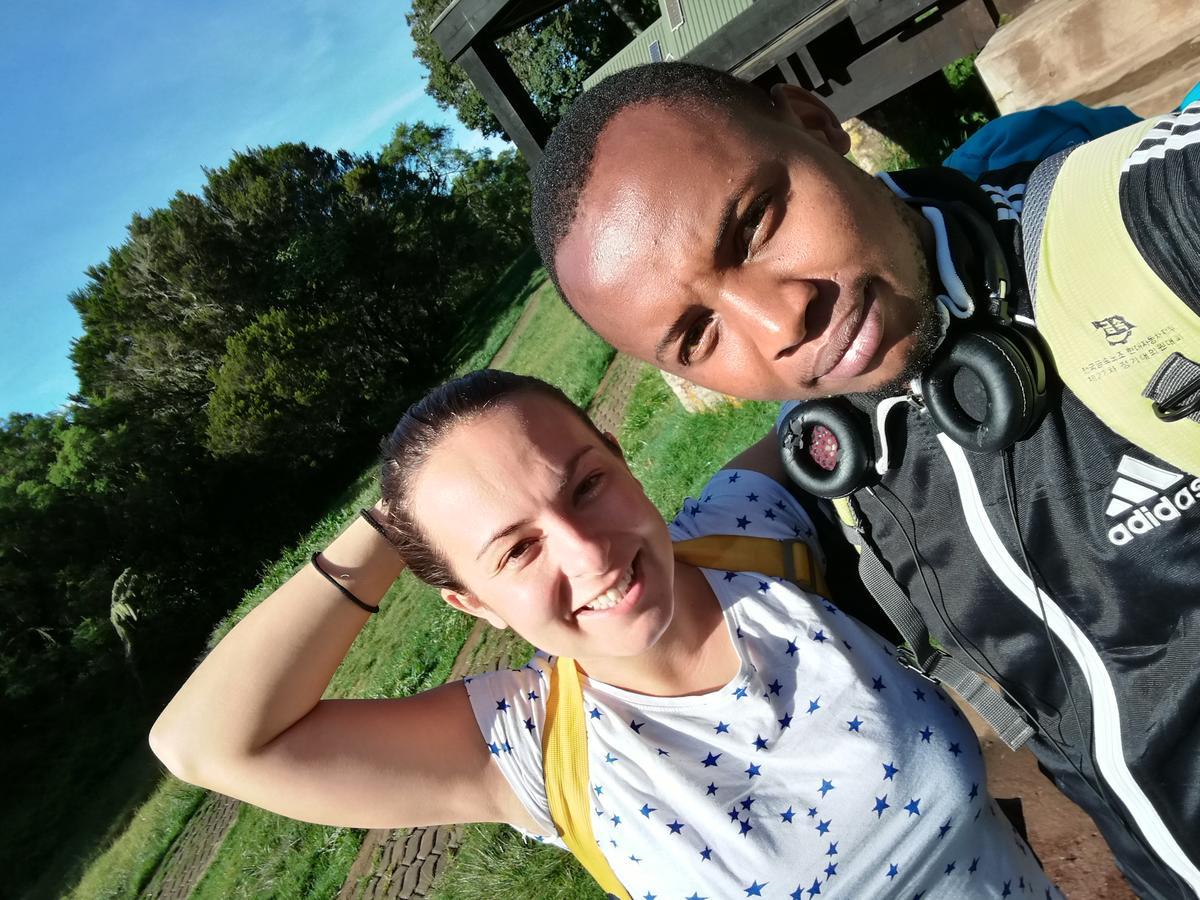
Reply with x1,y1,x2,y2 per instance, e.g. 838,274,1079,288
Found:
780,199,1051,499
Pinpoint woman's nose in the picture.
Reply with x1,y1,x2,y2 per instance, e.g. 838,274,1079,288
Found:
554,519,612,580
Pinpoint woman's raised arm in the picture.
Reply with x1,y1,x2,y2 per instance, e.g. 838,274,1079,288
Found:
148,504,539,833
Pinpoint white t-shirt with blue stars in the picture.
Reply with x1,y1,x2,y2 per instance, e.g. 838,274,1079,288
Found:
465,469,1059,899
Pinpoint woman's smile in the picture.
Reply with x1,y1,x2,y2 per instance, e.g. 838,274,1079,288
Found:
575,552,642,616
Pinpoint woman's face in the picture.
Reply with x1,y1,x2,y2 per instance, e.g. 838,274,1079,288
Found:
410,392,677,661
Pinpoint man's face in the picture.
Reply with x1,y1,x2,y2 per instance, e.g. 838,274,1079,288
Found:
555,89,937,401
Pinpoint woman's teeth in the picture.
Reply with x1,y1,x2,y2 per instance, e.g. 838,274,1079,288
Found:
584,564,634,611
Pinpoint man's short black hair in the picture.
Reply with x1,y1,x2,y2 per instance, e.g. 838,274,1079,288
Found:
531,62,770,301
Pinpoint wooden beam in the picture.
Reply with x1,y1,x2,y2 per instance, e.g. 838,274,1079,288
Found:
431,0,568,63
456,42,549,163
688,0,836,73
813,0,996,119
845,0,933,44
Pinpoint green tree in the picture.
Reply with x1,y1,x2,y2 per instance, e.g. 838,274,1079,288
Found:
407,0,660,137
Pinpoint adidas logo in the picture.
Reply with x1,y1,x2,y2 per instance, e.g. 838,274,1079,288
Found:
1106,455,1200,546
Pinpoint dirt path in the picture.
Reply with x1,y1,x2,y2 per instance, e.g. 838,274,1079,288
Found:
138,793,240,900
488,289,542,370
976,729,1136,898
586,353,643,435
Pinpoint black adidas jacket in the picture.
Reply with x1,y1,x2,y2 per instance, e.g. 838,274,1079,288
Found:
839,107,1200,898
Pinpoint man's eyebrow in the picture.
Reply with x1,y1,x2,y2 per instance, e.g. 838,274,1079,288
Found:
475,445,596,560
654,178,753,365
654,311,695,364
712,189,741,257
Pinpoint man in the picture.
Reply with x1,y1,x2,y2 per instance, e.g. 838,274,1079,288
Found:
531,62,1200,898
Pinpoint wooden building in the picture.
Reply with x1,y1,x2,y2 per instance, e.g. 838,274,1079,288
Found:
431,0,1003,164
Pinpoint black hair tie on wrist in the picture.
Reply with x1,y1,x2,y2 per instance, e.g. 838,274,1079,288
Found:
310,552,380,614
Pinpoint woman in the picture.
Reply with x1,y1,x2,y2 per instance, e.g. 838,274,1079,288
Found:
151,369,1058,898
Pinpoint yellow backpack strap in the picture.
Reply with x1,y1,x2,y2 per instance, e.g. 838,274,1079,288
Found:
542,656,631,900
1035,117,1200,476
672,534,828,597
831,497,864,554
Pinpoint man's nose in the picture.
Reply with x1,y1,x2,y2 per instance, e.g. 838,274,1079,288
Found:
719,276,818,361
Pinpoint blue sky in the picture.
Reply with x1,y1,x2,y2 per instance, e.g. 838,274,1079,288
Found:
1,0,505,418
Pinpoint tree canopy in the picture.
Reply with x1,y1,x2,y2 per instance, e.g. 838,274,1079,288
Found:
1,124,532,895
407,0,660,136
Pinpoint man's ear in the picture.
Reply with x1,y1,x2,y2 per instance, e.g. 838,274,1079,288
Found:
767,83,852,156
441,588,508,629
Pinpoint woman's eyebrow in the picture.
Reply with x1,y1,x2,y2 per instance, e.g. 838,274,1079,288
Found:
474,445,596,560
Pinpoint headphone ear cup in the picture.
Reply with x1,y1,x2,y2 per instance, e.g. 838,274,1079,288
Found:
921,326,1045,453
778,400,877,499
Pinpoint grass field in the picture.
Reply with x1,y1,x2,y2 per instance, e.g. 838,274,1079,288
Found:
69,269,776,900
66,260,615,900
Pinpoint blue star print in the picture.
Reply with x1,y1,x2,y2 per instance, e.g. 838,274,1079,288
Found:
919,726,933,742
779,711,793,729
948,742,962,757
819,779,835,797
914,687,926,701
807,880,822,897
736,516,751,530
739,818,753,836
746,763,762,779
702,752,722,767
812,630,828,643
723,571,737,581
847,716,863,732
886,863,900,880
495,699,509,711
883,761,899,780
816,819,831,835
630,719,645,732
524,717,535,732
640,803,656,817
785,638,799,655
768,679,783,695
938,819,952,839
807,697,821,714
872,676,887,691
745,881,766,896
715,721,730,734
753,735,769,750
873,796,890,818
733,686,749,699
904,798,922,816
728,472,740,483
746,492,758,502
700,846,712,861
706,783,719,796
667,819,685,834
781,807,795,823
589,707,602,719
